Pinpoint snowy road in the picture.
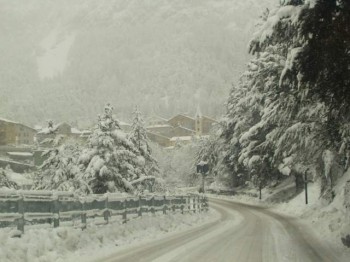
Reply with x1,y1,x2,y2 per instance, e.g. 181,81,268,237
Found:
96,198,343,262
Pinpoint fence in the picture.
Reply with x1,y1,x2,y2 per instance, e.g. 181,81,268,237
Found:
0,190,208,233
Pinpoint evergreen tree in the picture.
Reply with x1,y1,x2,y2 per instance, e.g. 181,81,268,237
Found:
217,0,350,195
220,42,288,187
218,0,327,190
128,106,160,191
79,104,146,194
36,120,86,192
292,0,350,165
36,143,87,193
0,168,18,190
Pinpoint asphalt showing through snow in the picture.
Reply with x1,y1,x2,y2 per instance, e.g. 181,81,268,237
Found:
97,198,343,262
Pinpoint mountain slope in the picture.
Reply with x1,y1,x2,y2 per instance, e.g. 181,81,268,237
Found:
0,0,277,127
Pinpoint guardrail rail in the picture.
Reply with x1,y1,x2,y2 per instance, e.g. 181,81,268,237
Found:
0,190,208,233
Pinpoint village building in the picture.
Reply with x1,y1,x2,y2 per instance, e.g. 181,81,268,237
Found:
36,122,90,146
147,132,172,147
0,118,36,146
168,114,195,130
146,125,174,137
146,108,216,147
146,115,168,126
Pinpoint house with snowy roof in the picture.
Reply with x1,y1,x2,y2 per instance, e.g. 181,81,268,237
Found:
147,132,172,147
146,108,217,147
146,115,168,126
168,114,196,131
36,122,89,145
0,118,36,146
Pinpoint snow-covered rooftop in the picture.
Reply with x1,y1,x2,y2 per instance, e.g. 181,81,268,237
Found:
170,136,192,142
0,118,35,131
71,127,82,134
173,126,195,133
7,152,33,157
168,114,195,122
147,124,172,129
0,117,18,124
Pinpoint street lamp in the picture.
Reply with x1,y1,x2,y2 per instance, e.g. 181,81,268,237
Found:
197,161,209,193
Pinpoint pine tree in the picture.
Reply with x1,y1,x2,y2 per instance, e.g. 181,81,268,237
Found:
294,0,350,160
79,104,146,194
220,42,288,187
128,106,160,192
218,0,350,195
0,168,18,190
37,143,87,193
36,120,86,192
218,1,324,189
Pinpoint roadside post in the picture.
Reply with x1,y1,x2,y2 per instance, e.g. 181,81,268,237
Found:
259,179,262,200
196,161,209,193
304,168,310,204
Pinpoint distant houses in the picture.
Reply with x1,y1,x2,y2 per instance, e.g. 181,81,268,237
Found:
146,111,216,147
0,110,216,161
0,118,36,146
36,122,91,145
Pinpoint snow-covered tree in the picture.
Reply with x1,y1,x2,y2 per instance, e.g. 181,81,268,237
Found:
250,0,350,193
152,142,199,190
129,107,159,175
36,120,87,192
0,168,18,190
216,0,350,196
194,123,226,178
220,42,288,187
217,1,318,189
36,142,87,193
128,107,160,192
79,104,150,194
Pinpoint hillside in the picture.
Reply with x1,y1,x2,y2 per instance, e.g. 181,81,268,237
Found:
0,0,276,127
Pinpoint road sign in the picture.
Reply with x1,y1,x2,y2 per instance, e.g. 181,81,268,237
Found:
197,162,209,174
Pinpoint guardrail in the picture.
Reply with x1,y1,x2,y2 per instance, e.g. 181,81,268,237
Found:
0,191,208,233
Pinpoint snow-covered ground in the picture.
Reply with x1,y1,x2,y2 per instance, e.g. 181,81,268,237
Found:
0,209,218,262
209,170,350,257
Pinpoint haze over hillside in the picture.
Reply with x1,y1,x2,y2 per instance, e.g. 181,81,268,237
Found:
0,0,276,127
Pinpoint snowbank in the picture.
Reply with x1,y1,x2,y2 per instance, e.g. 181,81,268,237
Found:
0,210,218,262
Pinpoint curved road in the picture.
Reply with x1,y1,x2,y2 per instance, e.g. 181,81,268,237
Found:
97,198,344,262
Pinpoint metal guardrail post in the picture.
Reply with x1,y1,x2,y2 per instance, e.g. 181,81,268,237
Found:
198,195,201,213
53,197,60,228
187,196,191,212
163,196,167,214
104,196,109,224
193,196,196,213
202,196,205,212
122,199,127,223
206,196,209,211
172,198,176,212
17,194,25,233
81,200,87,229
138,196,142,217
180,196,184,214
151,196,155,214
